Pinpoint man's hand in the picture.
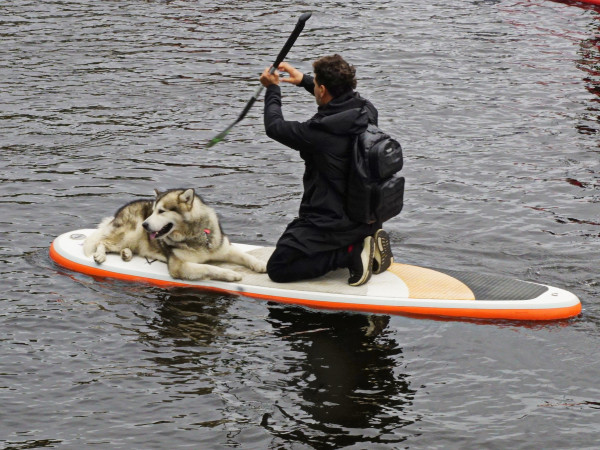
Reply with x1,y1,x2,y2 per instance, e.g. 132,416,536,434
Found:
260,66,280,87
260,63,305,88
277,62,304,86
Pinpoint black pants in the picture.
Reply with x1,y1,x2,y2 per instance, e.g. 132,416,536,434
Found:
267,244,351,283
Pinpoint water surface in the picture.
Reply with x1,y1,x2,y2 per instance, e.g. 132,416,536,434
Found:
1,0,599,448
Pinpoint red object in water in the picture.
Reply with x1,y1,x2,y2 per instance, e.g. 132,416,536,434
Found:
568,0,600,5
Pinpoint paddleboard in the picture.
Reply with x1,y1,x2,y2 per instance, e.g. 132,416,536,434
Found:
50,229,581,321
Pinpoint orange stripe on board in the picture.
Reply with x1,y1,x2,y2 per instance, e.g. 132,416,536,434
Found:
244,293,582,321
388,263,476,300
50,243,581,321
50,243,192,288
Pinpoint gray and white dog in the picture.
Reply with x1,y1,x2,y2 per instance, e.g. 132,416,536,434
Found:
83,188,266,282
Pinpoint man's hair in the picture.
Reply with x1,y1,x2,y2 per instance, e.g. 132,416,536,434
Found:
313,54,357,98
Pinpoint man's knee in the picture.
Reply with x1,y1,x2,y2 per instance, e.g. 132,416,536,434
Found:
266,247,295,283
266,258,288,283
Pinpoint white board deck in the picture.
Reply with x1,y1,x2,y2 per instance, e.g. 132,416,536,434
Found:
50,229,581,321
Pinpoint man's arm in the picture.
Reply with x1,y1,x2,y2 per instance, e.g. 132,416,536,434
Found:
260,67,312,151
276,62,314,96
299,74,315,96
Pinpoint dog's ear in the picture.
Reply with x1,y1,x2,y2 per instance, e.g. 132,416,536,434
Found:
153,189,161,198
180,188,195,208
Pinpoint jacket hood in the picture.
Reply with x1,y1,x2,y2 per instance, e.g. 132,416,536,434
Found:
310,91,370,135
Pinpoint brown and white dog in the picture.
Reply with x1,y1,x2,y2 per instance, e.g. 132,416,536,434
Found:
83,189,266,282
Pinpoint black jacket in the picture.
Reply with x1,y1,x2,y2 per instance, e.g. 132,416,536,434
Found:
264,74,379,254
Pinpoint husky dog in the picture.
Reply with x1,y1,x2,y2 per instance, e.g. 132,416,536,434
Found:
83,188,267,282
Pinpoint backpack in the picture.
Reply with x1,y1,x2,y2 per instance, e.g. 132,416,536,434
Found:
346,122,405,224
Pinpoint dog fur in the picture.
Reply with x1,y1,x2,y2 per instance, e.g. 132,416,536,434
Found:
83,188,266,282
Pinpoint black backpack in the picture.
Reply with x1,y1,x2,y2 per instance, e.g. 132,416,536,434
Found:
346,123,405,224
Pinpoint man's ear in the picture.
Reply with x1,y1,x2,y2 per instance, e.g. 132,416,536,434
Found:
318,83,327,97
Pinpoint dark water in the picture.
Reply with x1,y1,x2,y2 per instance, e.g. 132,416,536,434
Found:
2,0,599,448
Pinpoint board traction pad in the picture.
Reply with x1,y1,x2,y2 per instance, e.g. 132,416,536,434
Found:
434,268,549,301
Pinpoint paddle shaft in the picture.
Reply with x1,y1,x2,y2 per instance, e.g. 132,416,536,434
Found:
207,12,312,147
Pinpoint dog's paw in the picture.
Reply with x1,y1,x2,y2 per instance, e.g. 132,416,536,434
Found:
93,252,106,264
121,248,133,261
227,272,243,282
219,270,242,282
252,261,267,273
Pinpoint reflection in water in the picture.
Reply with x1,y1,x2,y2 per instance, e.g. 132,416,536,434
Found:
141,289,418,447
574,13,600,236
263,305,417,448
141,289,233,395
148,288,231,346
576,23,600,136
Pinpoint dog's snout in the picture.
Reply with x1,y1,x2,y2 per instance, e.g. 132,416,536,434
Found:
142,221,150,231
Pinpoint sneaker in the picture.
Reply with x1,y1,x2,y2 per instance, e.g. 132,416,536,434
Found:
348,236,375,286
372,229,394,275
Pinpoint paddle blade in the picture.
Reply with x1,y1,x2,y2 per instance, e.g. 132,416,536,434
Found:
207,128,231,148
206,135,224,148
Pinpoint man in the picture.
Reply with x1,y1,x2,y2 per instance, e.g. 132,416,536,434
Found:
259,54,393,286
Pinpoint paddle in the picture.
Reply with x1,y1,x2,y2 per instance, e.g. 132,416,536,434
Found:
207,12,312,148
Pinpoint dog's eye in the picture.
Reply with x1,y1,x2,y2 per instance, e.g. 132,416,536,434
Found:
157,209,166,214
